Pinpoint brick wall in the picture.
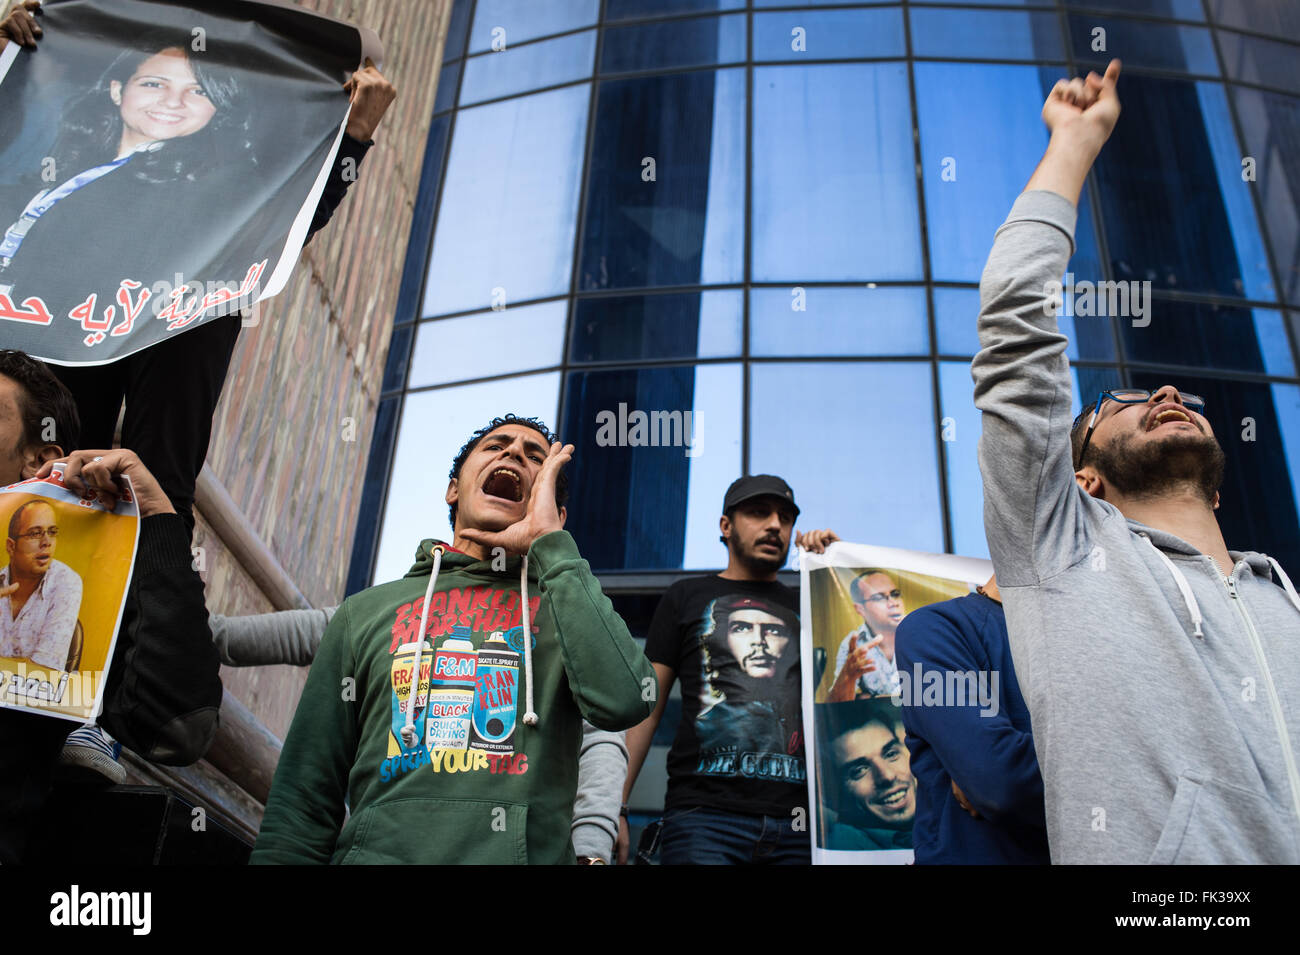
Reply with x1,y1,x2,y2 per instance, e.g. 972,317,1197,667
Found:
204,0,452,736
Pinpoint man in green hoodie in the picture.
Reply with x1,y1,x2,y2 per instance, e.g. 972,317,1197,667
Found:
251,415,656,864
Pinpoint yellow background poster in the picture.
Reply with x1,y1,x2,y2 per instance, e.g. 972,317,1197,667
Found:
0,467,139,722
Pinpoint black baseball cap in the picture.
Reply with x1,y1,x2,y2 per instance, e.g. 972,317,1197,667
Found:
722,474,800,517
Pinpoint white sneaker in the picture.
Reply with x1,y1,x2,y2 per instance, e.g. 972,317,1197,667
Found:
57,724,127,785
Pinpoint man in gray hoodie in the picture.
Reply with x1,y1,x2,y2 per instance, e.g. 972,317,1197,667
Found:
972,59,1300,864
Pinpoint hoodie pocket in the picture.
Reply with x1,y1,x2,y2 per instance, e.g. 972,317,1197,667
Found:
1148,775,1298,865
337,797,529,865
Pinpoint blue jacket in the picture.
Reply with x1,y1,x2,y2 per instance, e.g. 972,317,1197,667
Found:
895,593,1048,864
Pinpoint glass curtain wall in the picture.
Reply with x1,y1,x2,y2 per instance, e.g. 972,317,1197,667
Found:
349,0,1300,594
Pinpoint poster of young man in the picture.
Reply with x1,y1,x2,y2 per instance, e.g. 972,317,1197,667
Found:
800,541,990,864
0,462,139,722
0,0,381,365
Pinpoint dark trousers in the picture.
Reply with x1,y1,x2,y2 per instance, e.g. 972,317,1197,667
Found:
658,805,812,865
0,708,75,864
51,315,243,539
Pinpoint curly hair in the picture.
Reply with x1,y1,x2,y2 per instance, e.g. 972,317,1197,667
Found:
48,28,257,186
446,414,566,528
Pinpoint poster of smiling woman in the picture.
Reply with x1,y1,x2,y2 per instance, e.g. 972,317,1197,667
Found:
0,0,380,364
800,540,990,864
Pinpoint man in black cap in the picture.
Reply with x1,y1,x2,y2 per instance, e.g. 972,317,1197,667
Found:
622,475,838,864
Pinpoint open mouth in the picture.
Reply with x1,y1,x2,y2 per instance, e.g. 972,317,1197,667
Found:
1148,407,1195,430
481,467,524,503
146,112,185,124
875,785,911,810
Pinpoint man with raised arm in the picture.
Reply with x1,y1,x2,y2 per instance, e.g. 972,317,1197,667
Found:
972,60,1300,864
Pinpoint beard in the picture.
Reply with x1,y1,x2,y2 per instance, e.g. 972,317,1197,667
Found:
733,533,789,574
1090,428,1225,504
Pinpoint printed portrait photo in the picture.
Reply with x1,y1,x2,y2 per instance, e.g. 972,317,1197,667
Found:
0,0,364,364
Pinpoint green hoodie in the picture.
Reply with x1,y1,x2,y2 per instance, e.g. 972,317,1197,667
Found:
250,531,654,864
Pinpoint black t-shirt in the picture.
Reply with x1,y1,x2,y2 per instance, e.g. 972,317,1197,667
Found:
645,575,806,816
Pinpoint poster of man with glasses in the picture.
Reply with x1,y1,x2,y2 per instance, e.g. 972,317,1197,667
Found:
0,464,138,722
0,496,81,668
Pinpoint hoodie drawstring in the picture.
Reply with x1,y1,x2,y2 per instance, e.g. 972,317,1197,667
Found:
520,554,538,727
400,544,444,748
1264,556,1300,617
1141,535,1204,638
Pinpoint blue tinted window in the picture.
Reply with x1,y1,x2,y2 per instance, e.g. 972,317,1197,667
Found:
1218,30,1300,97
1273,383,1300,538
936,284,1115,361
1196,83,1277,301
469,0,599,53
560,363,741,570
916,63,1102,285
1119,300,1294,376
579,69,745,289
909,7,1063,61
382,324,414,394
754,0,877,6
461,30,596,106
752,64,921,282
1065,0,1203,19
1210,0,1300,43
1231,86,1300,307
444,0,474,61
749,362,943,552
424,85,589,316
938,360,985,559
375,372,561,584
409,302,567,388
1069,16,1217,74
750,286,929,356
602,14,746,73
1092,74,1266,301
394,115,450,326
570,291,742,363
347,395,402,595
606,0,744,20
435,61,461,114
753,8,905,61
935,287,981,357
1258,311,1298,377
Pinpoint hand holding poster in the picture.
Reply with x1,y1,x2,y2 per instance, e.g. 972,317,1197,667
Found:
799,540,991,864
0,0,380,365
0,461,139,722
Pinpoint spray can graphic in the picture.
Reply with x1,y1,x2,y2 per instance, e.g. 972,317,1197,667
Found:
427,626,478,751
389,641,431,757
469,629,520,753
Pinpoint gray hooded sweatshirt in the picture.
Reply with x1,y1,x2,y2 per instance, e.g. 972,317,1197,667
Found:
972,190,1300,864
